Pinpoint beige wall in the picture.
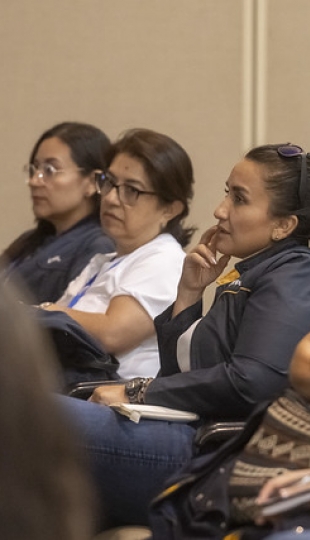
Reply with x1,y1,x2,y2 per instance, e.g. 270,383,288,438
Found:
249,0,310,148
1,0,310,307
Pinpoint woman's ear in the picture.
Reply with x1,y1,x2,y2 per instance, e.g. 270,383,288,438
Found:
163,200,184,222
84,174,97,198
273,214,298,240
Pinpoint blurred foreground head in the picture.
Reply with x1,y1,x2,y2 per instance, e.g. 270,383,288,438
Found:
0,279,94,540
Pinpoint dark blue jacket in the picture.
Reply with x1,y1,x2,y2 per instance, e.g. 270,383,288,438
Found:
4,216,114,304
147,239,310,420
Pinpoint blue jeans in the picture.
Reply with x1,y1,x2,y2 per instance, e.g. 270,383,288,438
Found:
59,396,196,529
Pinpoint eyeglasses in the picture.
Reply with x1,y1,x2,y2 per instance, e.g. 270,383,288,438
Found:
23,163,84,183
94,170,157,206
277,144,309,206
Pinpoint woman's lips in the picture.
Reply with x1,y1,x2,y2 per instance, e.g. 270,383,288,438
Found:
32,195,47,203
101,212,121,222
218,226,229,235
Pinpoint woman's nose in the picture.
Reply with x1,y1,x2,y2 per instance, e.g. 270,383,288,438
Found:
214,197,228,220
102,185,120,205
27,171,45,186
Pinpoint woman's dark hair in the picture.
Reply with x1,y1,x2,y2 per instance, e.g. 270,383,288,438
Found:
3,122,110,262
246,143,310,240
106,128,196,247
0,278,95,540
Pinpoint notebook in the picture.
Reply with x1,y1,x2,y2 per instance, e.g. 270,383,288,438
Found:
109,402,199,424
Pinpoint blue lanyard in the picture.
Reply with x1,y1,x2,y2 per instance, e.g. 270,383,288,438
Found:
67,273,99,308
67,256,124,309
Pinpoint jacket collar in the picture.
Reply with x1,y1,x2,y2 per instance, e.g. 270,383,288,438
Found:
235,238,302,274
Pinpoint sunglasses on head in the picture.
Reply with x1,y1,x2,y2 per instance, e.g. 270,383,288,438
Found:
277,144,308,207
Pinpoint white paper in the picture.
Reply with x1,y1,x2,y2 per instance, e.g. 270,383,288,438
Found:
109,402,199,424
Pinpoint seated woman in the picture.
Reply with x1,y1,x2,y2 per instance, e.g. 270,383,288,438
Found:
59,143,310,530
0,121,114,303
0,278,95,540
41,128,195,381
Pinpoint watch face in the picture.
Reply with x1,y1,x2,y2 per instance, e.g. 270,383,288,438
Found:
126,380,136,395
126,378,143,397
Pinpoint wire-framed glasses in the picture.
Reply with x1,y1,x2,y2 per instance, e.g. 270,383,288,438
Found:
23,163,84,183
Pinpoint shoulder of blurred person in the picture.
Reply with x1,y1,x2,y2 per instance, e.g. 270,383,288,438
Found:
0,277,95,540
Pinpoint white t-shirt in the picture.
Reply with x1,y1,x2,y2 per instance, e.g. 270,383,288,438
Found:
58,234,185,379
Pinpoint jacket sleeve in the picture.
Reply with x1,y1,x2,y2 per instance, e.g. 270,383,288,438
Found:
146,262,310,420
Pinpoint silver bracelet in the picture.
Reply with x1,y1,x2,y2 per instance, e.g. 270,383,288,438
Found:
125,377,153,404
137,378,153,404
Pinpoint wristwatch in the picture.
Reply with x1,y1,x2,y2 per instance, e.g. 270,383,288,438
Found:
125,377,153,404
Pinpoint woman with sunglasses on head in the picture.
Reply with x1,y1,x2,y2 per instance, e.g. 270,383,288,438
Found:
0,122,114,304
41,128,195,382
58,143,310,532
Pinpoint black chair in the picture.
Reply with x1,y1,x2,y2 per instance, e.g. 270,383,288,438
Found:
66,379,128,399
194,420,245,450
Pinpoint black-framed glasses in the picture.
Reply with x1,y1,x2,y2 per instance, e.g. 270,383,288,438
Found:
277,144,309,206
94,170,157,206
23,163,84,183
